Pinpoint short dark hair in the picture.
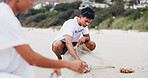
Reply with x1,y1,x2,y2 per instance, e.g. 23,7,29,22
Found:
81,7,95,19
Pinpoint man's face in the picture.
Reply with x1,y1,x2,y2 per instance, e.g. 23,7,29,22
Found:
16,0,34,14
80,16,92,27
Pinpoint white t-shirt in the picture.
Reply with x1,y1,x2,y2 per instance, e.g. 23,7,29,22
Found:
0,2,34,78
56,17,89,42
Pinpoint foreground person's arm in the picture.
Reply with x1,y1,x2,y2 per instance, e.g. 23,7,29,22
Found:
14,45,84,73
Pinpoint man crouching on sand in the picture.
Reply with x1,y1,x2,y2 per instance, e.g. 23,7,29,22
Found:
52,7,96,76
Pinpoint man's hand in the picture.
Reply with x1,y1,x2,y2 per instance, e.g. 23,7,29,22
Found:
77,37,86,47
65,35,81,60
77,34,90,47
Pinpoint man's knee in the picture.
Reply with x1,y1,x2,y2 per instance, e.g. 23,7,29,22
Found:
85,41,96,51
52,41,63,59
52,41,63,52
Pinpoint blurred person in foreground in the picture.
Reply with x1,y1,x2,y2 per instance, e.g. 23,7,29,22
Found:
52,7,96,76
0,0,86,78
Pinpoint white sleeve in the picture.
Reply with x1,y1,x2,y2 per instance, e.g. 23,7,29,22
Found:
82,26,89,35
0,16,28,51
62,20,74,37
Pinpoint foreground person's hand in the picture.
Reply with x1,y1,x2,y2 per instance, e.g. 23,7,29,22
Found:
78,60,89,73
68,61,86,73
79,60,88,68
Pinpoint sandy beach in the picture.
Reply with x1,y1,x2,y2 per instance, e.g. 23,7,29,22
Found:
23,28,148,78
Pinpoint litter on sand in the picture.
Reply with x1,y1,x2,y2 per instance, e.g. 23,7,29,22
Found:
120,68,135,73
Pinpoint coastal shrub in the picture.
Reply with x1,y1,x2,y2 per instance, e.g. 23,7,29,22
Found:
58,10,74,20
121,9,136,16
54,1,82,11
44,3,53,11
92,7,101,12
24,8,40,16
126,10,141,20
54,3,71,11
111,17,133,29
70,10,81,18
49,10,74,26
23,13,48,26
24,16,35,26
128,16,148,31
28,12,57,27
138,6,148,12
107,5,124,16
48,17,62,26
91,10,112,27
143,11,148,17
39,7,47,13
99,18,114,29
32,13,48,22
71,1,82,9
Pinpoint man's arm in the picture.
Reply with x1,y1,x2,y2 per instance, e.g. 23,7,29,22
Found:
14,44,84,73
65,35,81,61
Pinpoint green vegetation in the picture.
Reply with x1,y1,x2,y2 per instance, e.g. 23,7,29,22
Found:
95,5,148,31
17,1,81,28
17,1,148,31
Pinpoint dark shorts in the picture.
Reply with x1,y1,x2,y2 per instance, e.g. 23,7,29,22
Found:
61,41,77,55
